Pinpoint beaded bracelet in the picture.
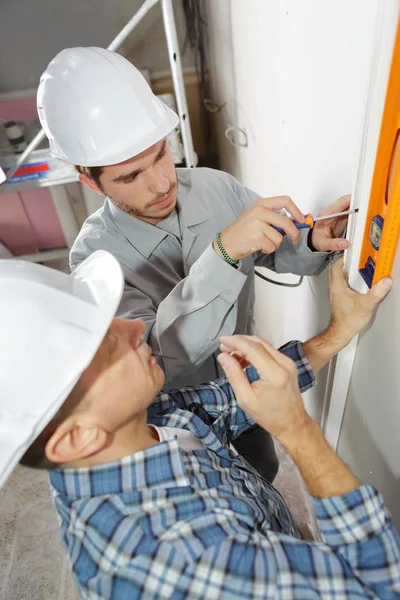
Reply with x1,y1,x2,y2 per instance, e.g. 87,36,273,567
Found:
216,232,239,265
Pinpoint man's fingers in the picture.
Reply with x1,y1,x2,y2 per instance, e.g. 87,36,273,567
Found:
258,196,305,224
237,334,295,369
217,352,253,399
219,344,250,369
328,256,349,290
258,210,300,244
315,236,349,252
330,254,345,269
317,194,351,217
220,334,285,381
329,257,392,308
262,226,285,251
233,354,251,369
221,334,291,368
366,277,393,306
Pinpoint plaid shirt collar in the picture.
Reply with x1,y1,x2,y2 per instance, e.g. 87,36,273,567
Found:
50,437,191,498
49,401,217,499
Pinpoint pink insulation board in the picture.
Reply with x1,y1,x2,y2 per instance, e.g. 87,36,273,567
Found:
20,188,66,249
0,97,38,121
0,192,38,255
0,96,67,254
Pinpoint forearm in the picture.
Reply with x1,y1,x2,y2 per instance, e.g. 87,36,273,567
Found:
280,418,360,498
303,324,352,374
146,245,246,383
288,328,360,498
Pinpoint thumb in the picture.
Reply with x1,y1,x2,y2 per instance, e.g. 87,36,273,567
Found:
217,352,252,402
366,277,393,307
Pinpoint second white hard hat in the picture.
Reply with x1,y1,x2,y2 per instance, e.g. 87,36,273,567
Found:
0,251,124,489
37,47,179,167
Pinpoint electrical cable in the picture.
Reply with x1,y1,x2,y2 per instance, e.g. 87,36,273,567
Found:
255,270,304,288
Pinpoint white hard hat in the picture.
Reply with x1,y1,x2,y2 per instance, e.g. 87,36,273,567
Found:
37,47,179,167
0,251,124,488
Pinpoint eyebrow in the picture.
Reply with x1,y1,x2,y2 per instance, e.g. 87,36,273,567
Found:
112,140,167,184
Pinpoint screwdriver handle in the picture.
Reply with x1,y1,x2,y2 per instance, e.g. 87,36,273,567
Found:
272,214,314,235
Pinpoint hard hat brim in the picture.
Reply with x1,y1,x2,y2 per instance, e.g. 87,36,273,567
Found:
48,102,179,167
0,251,124,488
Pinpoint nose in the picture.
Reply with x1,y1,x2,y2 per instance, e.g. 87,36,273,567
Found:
113,318,146,347
146,165,169,195
128,319,147,347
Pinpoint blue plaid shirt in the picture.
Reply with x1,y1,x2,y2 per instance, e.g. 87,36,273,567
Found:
50,341,400,599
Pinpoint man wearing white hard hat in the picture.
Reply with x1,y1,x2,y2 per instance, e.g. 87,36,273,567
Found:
0,253,398,599
37,47,352,482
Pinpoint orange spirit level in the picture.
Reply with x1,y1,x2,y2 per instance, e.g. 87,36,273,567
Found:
359,20,400,287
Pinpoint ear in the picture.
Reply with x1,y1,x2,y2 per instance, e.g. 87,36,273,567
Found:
45,417,108,465
77,174,104,195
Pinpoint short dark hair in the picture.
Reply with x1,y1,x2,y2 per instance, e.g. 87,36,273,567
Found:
20,380,85,470
20,422,59,469
74,165,104,191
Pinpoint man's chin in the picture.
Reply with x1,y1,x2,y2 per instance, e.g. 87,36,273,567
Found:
156,367,166,391
150,196,177,220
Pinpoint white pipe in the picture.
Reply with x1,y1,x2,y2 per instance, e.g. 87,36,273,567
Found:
161,0,197,167
107,0,161,51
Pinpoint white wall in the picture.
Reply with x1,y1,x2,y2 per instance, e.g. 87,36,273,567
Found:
0,0,194,93
207,0,380,420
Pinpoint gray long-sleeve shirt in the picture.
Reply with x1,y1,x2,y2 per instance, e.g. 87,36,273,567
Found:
70,167,331,388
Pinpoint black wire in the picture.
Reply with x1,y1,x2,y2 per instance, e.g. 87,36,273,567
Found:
255,270,304,288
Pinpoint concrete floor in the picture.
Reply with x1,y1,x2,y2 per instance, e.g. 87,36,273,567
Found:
0,465,78,600
0,441,318,599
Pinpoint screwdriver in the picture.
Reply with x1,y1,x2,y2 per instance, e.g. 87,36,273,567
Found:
273,208,359,234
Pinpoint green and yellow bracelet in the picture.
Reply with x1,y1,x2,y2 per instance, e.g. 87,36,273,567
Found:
216,232,239,265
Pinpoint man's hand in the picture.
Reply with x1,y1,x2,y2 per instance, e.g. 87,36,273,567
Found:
302,256,392,374
328,256,392,343
217,335,309,440
214,196,305,262
218,334,361,499
311,194,351,252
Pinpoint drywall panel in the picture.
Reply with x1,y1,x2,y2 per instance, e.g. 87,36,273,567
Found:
207,0,380,419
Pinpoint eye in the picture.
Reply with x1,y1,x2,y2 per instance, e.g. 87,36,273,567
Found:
124,173,138,184
156,146,167,161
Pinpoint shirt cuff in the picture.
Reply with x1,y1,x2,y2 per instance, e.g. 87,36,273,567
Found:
245,340,316,394
314,484,392,546
196,242,247,299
